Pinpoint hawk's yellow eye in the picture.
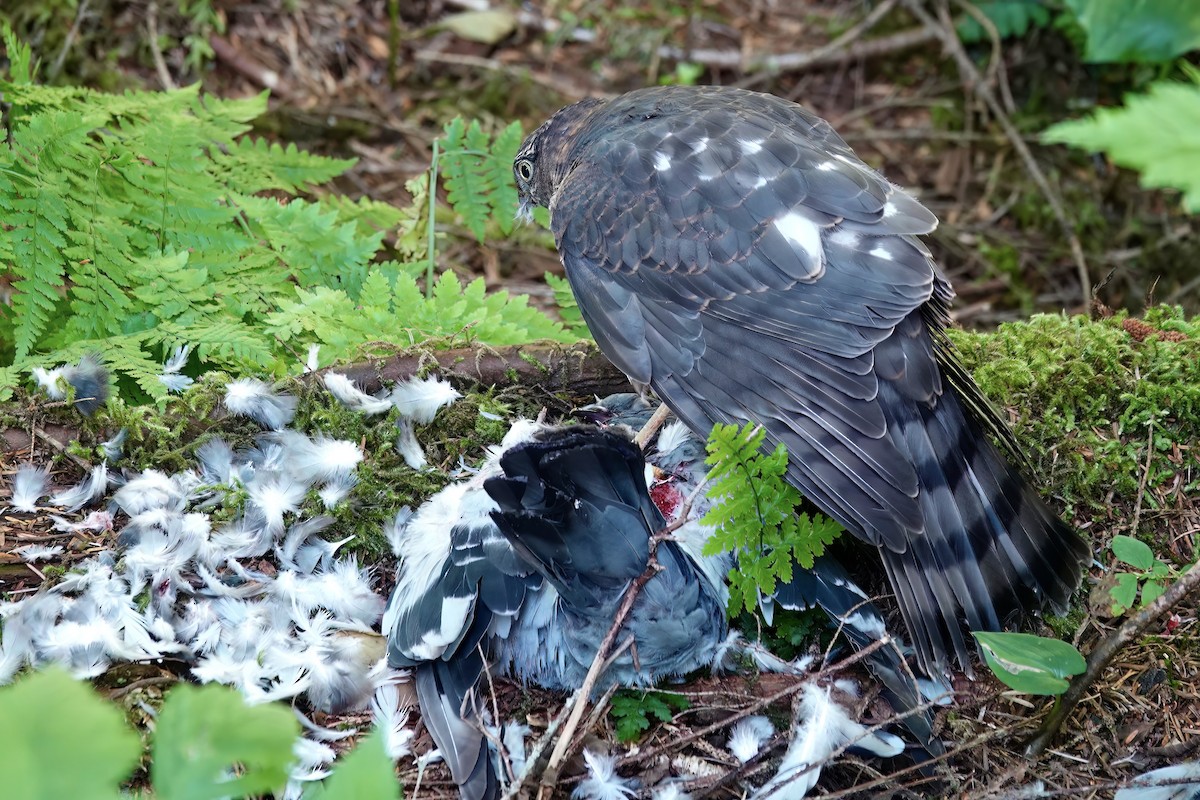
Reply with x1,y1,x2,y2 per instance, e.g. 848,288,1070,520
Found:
515,159,534,183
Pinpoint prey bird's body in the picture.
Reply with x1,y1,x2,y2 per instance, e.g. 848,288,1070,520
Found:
515,85,1089,674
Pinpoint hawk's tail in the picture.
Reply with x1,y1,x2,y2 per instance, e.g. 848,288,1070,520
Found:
877,317,1090,676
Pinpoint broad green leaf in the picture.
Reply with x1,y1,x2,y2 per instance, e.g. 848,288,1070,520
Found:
958,1,1051,44
1111,535,1155,570
304,731,400,800
1044,80,1200,212
0,668,140,800
1063,0,1200,62
152,682,300,800
1110,572,1140,614
973,631,1086,695
1141,579,1166,606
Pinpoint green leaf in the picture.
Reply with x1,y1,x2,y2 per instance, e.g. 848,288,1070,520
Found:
608,691,690,743
1140,579,1166,606
1110,572,1141,614
973,631,1086,695
304,731,400,800
958,1,1051,43
0,668,140,799
152,682,300,800
1111,535,1155,570
1044,79,1200,212
1062,0,1200,62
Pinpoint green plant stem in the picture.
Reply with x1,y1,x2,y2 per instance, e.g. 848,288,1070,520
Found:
427,139,439,298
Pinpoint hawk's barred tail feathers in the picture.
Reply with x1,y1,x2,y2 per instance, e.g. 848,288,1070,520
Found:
875,310,1090,676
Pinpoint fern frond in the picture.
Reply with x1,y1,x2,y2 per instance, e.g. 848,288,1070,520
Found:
486,121,524,235
439,118,497,243
700,423,843,614
218,138,356,194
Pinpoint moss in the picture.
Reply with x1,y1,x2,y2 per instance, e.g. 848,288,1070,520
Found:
949,305,1200,527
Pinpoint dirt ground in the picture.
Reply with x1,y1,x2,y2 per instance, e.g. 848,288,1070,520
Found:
4,0,1199,797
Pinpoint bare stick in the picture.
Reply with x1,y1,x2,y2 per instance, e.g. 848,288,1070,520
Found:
535,535,669,798
1026,558,1200,755
633,403,672,449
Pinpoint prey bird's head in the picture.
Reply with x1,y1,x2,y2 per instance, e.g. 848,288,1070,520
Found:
514,97,606,222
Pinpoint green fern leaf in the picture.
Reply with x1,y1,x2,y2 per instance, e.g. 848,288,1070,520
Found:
440,118,495,243
700,422,843,614
218,137,356,193
487,121,524,235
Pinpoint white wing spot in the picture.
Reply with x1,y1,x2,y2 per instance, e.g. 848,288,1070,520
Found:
817,161,838,172
738,138,763,155
883,201,899,218
654,152,671,172
773,212,824,266
690,136,709,154
699,171,717,182
752,176,768,189
828,229,860,248
870,246,894,262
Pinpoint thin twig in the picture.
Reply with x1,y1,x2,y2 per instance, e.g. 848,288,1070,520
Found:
145,3,177,90
47,0,90,81
1026,558,1200,755
901,0,1093,307
1129,417,1156,540
535,534,670,798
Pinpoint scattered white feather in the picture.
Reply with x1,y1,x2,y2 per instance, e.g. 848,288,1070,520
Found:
305,344,321,374
287,735,336,784
14,544,64,562
727,715,776,763
50,509,114,533
49,463,109,512
276,516,335,571
271,431,362,484
11,464,51,512
752,684,903,799
31,365,68,399
389,376,460,423
573,750,638,800
100,428,128,462
324,373,393,415
371,678,416,761
652,785,693,800
1116,762,1200,800
318,472,358,509
158,345,194,393
246,471,308,535
112,469,187,516
395,418,426,469
224,378,297,430
382,508,412,557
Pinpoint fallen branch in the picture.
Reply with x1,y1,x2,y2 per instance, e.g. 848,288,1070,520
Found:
1025,558,1200,755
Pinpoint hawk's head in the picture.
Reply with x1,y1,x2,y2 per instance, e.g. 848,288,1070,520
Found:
514,97,605,221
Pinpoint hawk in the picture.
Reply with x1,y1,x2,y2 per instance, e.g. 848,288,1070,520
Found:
514,85,1090,675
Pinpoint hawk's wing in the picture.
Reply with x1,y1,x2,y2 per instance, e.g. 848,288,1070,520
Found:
550,91,942,552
